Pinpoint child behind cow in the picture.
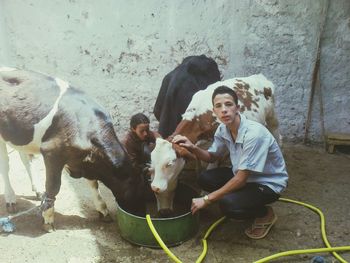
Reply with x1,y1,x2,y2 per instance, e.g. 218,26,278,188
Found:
123,113,160,177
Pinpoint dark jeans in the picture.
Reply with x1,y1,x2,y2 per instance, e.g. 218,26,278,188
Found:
198,167,280,220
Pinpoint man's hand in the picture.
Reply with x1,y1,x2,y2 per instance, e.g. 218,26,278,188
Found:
191,197,209,214
172,135,195,150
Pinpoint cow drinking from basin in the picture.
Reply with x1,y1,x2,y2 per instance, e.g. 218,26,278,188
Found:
0,67,145,231
151,74,281,214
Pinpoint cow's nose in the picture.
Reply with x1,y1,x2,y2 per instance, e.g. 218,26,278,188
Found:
151,185,160,193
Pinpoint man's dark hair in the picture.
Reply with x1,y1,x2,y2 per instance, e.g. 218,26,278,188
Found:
212,86,239,105
130,113,150,129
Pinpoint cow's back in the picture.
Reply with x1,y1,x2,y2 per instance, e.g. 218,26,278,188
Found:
181,74,280,143
0,68,62,147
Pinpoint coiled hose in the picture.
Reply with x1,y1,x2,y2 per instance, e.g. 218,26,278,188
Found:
146,197,350,263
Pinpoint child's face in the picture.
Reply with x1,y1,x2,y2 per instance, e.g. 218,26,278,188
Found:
132,123,150,141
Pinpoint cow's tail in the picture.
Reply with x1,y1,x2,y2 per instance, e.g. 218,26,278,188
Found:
265,93,283,146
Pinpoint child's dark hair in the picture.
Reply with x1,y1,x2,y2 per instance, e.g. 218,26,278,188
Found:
212,86,238,105
130,113,150,129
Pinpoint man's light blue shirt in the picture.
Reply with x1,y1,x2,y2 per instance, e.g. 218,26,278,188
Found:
208,114,288,194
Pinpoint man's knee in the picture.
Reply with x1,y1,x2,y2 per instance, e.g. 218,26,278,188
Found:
219,197,267,220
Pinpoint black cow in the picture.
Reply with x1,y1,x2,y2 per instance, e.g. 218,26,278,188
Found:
153,55,220,138
0,67,145,232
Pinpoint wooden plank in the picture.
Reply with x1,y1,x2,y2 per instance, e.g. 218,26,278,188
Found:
327,140,350,146
326,133,350,141
325,132,350,153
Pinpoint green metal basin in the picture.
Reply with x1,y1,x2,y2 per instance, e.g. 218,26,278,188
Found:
116,183,199,248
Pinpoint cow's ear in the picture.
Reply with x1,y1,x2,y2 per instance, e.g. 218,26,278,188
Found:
172,143,197,160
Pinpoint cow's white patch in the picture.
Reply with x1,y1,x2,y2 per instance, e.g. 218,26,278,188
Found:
0,141,16,203
9,78,70,154
86,179,109,216
42,206,55,225
0,67,17,72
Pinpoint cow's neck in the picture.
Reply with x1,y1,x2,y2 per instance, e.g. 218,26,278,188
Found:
170,120,203,144
170,120,202,143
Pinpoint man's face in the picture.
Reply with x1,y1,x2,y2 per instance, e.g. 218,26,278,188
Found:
212,93,240,125
133,123,150,141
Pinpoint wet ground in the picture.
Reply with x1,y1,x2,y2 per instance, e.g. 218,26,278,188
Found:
0,143,349,263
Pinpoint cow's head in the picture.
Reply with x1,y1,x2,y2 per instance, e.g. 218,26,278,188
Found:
65,115,146,216
150,138,187,214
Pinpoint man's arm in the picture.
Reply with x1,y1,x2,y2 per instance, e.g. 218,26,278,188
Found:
172,135,219,163
191,170,250,214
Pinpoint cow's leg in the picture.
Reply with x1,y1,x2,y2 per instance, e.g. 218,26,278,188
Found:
86,179,112,222
18,152,43,200
41,152,65,232
0,142,17,213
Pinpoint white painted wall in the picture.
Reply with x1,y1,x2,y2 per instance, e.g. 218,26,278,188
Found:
0,0,349,142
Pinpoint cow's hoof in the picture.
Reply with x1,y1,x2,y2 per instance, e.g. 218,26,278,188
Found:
6,203,17,214
99,212,113,223
35,192,44,201
42,223,55,233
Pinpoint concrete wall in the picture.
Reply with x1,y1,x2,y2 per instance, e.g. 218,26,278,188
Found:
0,0,349,142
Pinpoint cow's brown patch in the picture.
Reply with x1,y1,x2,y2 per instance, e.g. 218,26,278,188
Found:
198,111,218,140
263,87,272,100
234,82,259,110
253,87,272,101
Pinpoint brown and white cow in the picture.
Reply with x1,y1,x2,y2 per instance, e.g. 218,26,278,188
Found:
150,74,281,214
0,67,145,231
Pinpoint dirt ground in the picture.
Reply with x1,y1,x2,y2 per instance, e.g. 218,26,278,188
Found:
0,143,349,263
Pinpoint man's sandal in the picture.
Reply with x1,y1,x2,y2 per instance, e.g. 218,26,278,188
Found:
244,214,278,239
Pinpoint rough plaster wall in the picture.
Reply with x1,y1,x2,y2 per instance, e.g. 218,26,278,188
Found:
241,0,324,141
317,1,350,140
0,0,349,142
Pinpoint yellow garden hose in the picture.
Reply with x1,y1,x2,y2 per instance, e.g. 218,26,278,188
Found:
146,197,350,263
194,216,226,263
146,214,182,263
275,198,350,263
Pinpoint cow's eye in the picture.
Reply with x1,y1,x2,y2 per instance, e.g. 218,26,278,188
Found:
165,160,174,168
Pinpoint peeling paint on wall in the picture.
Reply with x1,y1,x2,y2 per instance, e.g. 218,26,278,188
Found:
0,0,349,141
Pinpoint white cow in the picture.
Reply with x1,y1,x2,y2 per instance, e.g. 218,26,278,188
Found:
151,74,281,214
